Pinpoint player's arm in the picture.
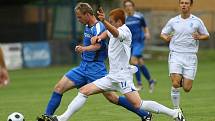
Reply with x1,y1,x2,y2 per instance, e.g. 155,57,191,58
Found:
160,19,174,42
160,33,172,42
0,48,9,87
192,20,210,41
91,31,108,44
141,15,151,40
0,48,6,68
97,8,119,38
75,44,101,53
143,27,151,40
192,32,209,41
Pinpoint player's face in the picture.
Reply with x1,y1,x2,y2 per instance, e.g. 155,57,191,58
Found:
75,9,89,25
179,0,192,14
109,16,120,28
124,2,134,15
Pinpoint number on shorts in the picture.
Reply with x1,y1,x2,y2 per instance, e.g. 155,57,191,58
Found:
120,81,127,88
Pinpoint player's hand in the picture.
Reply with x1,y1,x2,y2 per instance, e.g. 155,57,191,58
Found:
163,35,172,42
97,7,105,22
75,45,86,53
0,67,9,87
192,31,200,40
145,32,151,41
91,36,101,45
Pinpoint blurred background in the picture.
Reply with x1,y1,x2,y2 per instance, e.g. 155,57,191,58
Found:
0,0,214,70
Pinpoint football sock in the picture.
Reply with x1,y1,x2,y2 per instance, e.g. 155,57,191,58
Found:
135,65,142,85
118,96,150,117
140,65,151,83
45,91,62,115
140,100,177,118
57,92,87,121
171,87,180,109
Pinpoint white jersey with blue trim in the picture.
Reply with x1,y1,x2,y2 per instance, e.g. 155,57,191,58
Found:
161,14,209,53
107,24,132,73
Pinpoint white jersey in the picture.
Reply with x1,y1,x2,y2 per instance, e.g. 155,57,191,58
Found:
107,24,132,73
161,14,209,53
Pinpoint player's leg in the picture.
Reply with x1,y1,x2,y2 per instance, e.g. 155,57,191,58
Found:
182,53,197,93
117,76,185,120
56,77,108,121
170,73,183,109
182,78,193,92
45,76,75,116
44,65,88,116
130,56,143,90
102,91,151,120
139,58,156,93
169,52,184,109
123,91,184,120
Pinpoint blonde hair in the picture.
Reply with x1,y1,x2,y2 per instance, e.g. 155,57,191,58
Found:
75,2,94,15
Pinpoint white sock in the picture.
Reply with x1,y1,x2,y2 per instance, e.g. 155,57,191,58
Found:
171,87,180,109
140,100,178,118
57,92,88,121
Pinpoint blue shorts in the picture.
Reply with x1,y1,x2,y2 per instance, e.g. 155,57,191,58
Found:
131,43,144,57
65,61,107,88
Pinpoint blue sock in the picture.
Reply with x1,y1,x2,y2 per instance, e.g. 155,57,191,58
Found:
135,65,142,85
118,96,149,118
140,65,152,83
45,92,62,116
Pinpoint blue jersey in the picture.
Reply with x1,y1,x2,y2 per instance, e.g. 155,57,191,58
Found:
65,21,108,88
82,21,107,62
125,12,147,45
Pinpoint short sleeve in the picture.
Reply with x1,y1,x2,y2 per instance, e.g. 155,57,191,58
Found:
161,19,174,35
140,14,147,28
198,19,209,36
117,26,127,41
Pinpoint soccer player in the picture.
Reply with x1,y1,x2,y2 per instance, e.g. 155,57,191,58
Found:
123,0,156,92
37,2,152,121
47,7,185,121
160,0,209,110
0,47,9,87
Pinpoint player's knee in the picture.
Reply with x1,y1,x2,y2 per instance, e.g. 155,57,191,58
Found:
79,87,91,96
54,84,64,94
183,85,192,92
130,101,141,109
172,81,181,88
130,58,138,65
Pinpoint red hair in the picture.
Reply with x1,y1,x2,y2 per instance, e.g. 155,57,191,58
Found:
109,8,125,24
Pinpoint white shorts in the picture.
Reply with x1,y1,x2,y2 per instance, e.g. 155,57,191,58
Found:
93,72,136,94
168,51,198,80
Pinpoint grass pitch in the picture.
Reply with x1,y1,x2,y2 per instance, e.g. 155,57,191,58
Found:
0,57,214,121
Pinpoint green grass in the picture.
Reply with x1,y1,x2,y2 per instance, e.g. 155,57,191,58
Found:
0,58,215,121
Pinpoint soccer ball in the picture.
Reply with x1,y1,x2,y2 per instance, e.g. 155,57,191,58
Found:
7,112,25,121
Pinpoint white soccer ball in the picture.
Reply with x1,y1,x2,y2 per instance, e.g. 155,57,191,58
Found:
7,112,25,121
